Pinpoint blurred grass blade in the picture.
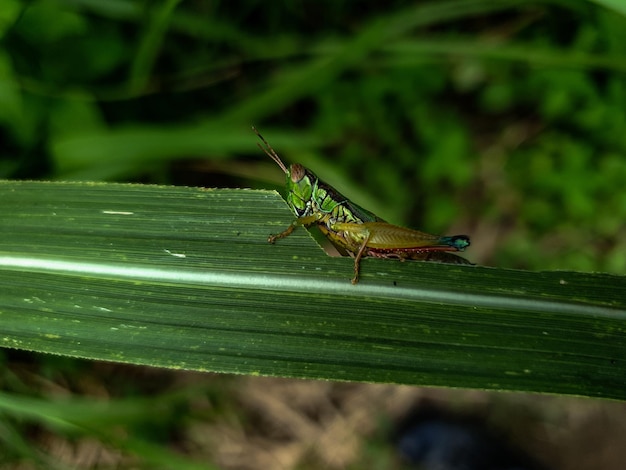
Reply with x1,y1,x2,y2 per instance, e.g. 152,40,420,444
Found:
588,0,626,16
128,0,183,92
0,391,218,470
0,181,624,399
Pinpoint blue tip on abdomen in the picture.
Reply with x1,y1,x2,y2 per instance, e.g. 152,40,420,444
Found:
440,235,470,251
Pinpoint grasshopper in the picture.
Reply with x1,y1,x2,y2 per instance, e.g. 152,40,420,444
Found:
255,128,471,284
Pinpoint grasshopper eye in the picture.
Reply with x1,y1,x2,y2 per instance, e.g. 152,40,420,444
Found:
290,164,306,183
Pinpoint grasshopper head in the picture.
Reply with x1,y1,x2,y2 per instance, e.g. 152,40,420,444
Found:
254,127,317,218
284,163,316,217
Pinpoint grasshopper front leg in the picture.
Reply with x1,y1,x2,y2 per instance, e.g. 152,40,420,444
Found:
268,214,321,244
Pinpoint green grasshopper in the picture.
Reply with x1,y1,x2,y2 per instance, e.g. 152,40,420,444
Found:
255,128,471,284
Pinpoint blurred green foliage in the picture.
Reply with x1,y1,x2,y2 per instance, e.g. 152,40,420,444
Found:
1,0,625,274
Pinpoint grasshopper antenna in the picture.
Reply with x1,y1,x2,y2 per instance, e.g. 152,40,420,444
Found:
252,126,288,174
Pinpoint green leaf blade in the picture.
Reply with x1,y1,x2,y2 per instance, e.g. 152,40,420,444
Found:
1,181,624,399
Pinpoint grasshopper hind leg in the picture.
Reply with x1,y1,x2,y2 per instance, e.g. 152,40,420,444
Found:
351,232,371,285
